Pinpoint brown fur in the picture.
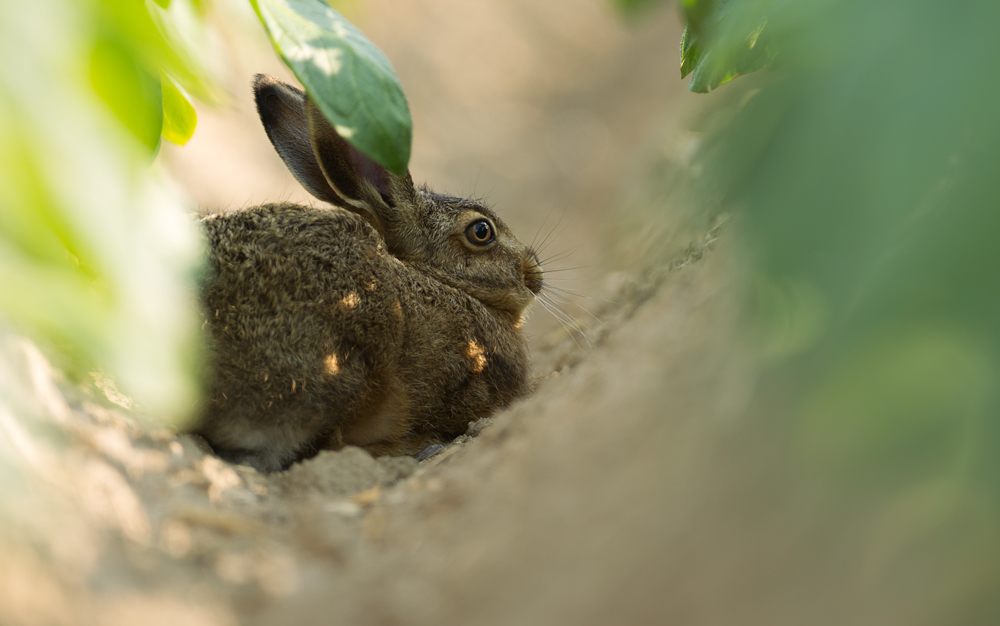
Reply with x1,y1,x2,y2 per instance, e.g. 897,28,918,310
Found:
193,75,543,472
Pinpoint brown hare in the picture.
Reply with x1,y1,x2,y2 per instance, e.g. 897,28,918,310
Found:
194,75,543,473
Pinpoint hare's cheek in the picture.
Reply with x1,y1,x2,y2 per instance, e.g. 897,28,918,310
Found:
496,290,533,317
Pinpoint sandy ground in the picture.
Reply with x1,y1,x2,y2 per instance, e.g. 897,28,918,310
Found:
0,223,730,626
0,2,760,625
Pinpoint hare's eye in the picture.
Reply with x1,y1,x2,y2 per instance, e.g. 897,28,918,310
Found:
465,220,495,246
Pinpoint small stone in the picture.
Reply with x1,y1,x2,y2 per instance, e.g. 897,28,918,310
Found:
414,444,443,461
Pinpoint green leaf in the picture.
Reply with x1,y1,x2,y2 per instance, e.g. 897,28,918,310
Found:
89,36,164,151
161,72,198,145
688,48,740,93
677,0,775,93
679,26,701,79
250,0,412,175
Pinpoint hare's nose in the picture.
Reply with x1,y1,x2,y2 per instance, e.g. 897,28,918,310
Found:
522,248,543,295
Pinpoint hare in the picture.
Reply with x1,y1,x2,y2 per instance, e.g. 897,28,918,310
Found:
194,75,543,473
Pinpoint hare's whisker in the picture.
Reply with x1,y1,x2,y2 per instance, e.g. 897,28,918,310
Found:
566,299,605,325
538,293,593,348
539,253,573,266
538,245,584,266
543,285,588,299
546,283,619,307
538,221,572,258
537,297,586,351
542,289,574,304
531,207,557,251
539,265,591,273
539,238,583,261
541,285,605,325
535,207,568,256
540,287,580,307
544,292,595,331
538,276,582,281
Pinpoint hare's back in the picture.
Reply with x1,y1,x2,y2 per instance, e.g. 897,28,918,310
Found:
201,203,402,366
204,202,388,290
203,202,381,268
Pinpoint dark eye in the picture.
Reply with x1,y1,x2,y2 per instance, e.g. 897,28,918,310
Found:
465,219,494,246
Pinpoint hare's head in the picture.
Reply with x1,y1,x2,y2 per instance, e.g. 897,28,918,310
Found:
253,74,542,318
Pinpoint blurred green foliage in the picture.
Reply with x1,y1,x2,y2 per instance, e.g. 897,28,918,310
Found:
0,0,220,422
684,0,1000,620
161,72,198,146
250,0,412,175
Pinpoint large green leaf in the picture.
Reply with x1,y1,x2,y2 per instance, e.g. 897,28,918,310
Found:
250,0,412,175
161,72,198,145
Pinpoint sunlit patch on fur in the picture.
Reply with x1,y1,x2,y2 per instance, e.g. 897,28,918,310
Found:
339,292,359,309
324,354,341,375
465,340,487,374
392,300,403,319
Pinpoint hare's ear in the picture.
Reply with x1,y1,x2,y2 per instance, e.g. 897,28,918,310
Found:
303,97,414,234
254,75,414,241
253,74,341,205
